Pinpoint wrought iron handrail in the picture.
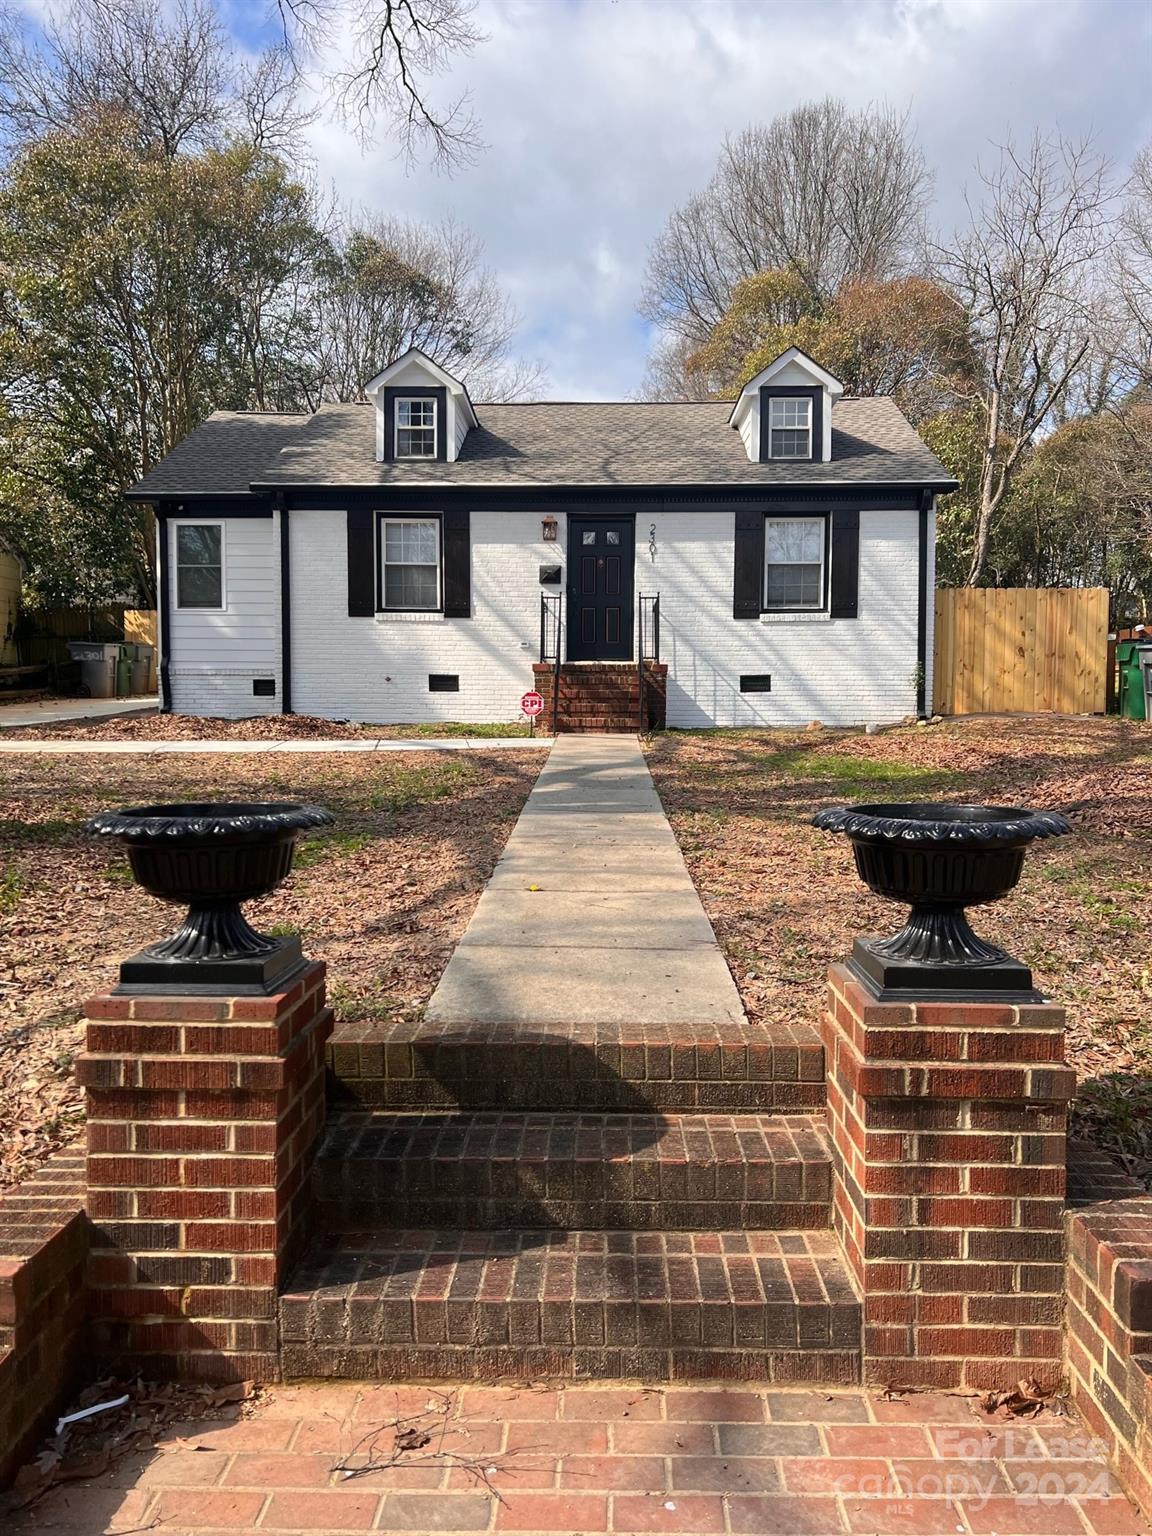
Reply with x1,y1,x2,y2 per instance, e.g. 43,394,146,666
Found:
539,591,563,735
539,591,561,663
637,592,661,731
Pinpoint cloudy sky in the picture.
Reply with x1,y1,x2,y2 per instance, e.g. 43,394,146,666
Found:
275,0,1148,398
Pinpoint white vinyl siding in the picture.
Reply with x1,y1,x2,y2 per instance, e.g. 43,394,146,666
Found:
166,514,280,717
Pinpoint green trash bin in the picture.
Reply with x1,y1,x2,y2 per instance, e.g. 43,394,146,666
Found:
1117,640,1147,720
114,645,133,698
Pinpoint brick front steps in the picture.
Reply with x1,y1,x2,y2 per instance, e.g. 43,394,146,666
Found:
315,1111,833,1233
279,1229,862,1384
327,1018,825,1113
532,663,668,733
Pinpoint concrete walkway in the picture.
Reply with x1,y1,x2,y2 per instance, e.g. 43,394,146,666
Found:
0,734,551,754
0,695,157,730
427,735,745,1027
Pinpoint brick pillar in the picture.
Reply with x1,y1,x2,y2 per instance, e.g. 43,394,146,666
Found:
823,962,1075,1392
77,962,331,1384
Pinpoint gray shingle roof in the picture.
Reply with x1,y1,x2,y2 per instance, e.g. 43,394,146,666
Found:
129,411,312,497
129,397,956,498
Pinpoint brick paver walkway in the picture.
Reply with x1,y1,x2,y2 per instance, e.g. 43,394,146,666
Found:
14,1382,1149,1534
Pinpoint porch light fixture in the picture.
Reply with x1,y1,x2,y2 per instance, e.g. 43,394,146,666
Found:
541,515,558,542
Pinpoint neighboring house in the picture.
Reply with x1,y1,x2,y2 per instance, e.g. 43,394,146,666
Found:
126,346,957,729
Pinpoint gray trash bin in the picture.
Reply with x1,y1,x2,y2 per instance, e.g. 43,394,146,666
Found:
130,644,153,695
66,640,119,699
1139,644,1152,717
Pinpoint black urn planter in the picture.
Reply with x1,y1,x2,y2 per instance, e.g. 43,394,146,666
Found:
87,802,333,993
812,802,1070,999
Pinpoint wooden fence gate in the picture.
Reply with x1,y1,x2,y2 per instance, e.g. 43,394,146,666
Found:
933,587,1108,716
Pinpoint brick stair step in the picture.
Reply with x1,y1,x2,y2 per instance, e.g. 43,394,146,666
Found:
315,1111,833,1233
550,696,643,706
557,720,641,732
279,1228,861,1384
327,1017,824,1113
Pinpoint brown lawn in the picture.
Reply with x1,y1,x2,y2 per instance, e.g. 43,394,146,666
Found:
0,747,546,1186
647,716,1152,1186
3,710,533,739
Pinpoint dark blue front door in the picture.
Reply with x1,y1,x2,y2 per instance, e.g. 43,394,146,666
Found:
566,517,635,661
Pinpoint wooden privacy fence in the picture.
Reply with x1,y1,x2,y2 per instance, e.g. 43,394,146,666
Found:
124,609,158,693
19,605,159,692
934,587,1109,716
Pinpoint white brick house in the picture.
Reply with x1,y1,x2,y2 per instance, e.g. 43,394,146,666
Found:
128,347,956,730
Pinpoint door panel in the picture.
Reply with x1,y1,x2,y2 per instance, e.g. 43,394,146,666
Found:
566,518,635,661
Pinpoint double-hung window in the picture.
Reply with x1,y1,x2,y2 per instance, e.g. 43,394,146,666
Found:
381,517,440,610
174,523,224,610
395,397,437,459
767,397,812,459
764,516,825,611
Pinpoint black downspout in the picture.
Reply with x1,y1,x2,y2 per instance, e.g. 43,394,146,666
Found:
277,497,292,715
916,490,931,718
156,504,173,713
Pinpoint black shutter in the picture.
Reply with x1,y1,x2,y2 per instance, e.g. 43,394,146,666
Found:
442,509,471,617
829,507,860,618
347,509,375,616
733,509,764,619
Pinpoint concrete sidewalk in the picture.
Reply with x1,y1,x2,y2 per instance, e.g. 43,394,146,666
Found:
0,734,552,754
426,735,745,1027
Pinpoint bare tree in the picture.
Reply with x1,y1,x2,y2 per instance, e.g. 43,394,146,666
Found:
276,0,484,168
933,132,1117,585
309,214,542,402
641,99,931,346
0,0,309,155
1118,144,1152,386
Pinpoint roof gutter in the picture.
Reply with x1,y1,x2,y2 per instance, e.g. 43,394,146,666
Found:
244,478,962,495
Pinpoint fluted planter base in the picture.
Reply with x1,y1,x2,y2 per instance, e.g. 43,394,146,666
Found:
850,930,1037,1001
116,932,306,995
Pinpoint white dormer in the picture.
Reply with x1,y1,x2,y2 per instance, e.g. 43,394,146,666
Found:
363,347,478,464
728,347,843,465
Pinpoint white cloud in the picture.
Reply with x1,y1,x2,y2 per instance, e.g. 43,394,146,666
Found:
300,0,1152,399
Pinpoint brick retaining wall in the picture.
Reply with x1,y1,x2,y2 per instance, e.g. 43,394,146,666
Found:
0,1150,88,1482
1065,1139,1152,1520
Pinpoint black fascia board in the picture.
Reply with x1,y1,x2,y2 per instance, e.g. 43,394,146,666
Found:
251,480,957,510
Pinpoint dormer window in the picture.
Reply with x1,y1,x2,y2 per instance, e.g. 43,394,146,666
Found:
767,397,812,459
395,397,437,458
728,347,842,464
365,348,477,463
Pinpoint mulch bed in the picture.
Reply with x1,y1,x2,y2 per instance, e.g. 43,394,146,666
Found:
0,747,546,1187
647,716,1152,1186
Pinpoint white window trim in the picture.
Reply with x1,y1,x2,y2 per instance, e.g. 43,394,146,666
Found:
379,515,442,612
763,514,827,613
767,396,812,460
172,518,226,612
394,396,438,460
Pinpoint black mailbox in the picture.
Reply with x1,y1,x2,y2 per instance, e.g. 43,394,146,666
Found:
539,565,562,585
